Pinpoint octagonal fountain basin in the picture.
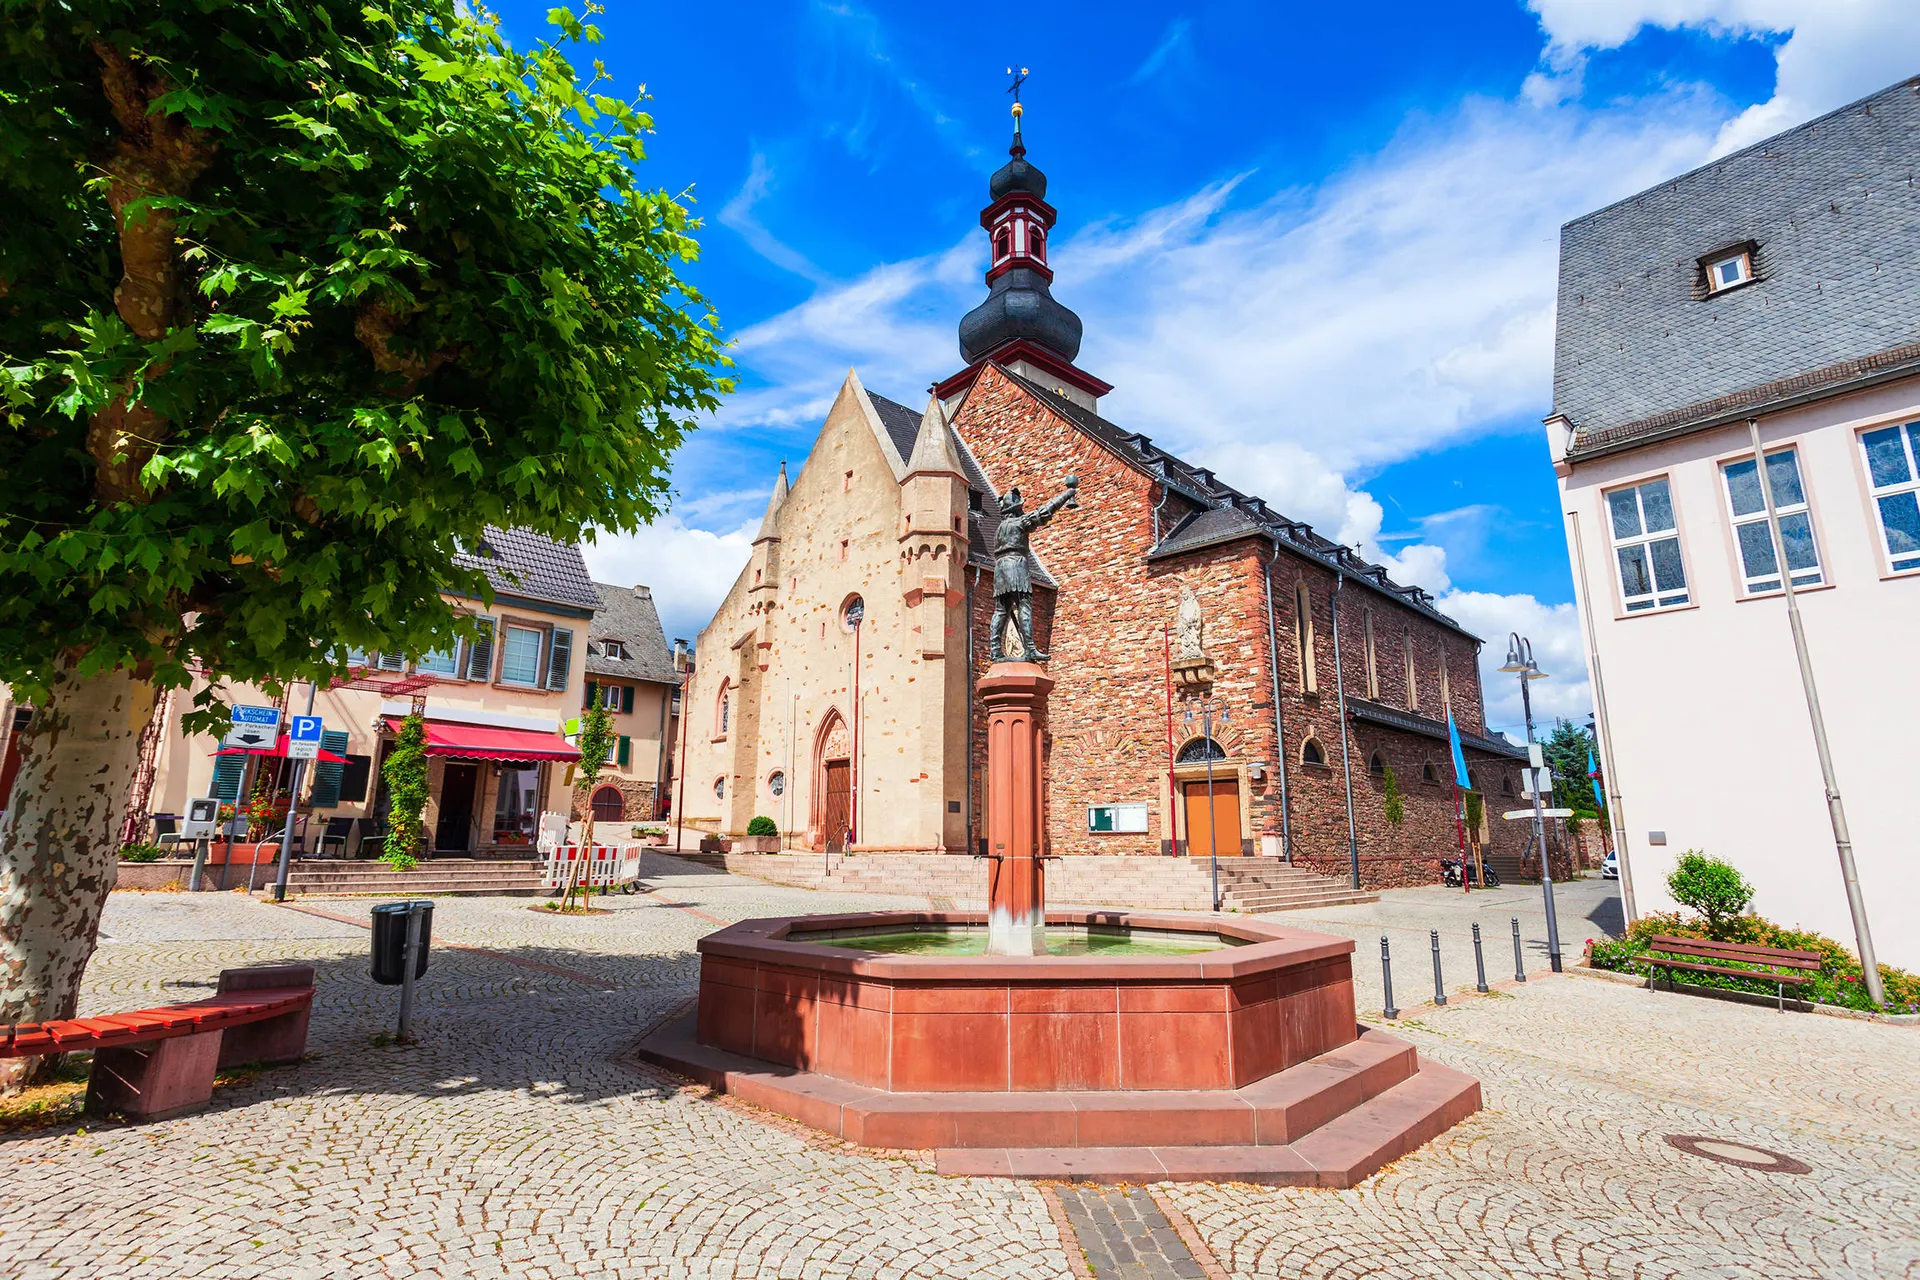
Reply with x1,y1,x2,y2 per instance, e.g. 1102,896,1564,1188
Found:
688,910,1360,1094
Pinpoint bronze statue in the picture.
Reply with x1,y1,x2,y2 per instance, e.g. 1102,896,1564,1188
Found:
989,475,1077,662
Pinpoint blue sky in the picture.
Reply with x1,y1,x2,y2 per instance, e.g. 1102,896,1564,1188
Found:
493,0,1920,734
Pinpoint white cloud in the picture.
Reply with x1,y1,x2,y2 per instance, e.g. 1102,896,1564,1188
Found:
582,516,757,646
1439,589,1590,738
1525,0,1920,154
1130,18,1195,86
719,152,832,285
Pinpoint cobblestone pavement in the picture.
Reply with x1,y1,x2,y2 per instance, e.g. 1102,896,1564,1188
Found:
6,866,1917,1280
1054,1187,1204,1279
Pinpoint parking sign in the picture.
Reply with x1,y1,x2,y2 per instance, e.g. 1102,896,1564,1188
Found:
222,704,282,751
288,714,325,761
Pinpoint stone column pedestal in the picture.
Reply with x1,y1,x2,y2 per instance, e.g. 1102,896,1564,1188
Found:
980,662,1053,956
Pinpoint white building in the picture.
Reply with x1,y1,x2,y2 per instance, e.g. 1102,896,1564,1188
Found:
1547,77,1920,968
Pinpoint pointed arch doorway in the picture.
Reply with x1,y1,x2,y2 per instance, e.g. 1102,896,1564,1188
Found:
812,710,852,851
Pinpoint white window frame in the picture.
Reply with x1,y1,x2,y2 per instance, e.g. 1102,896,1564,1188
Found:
1705,249,1753,293
498,624,544,687
1720,446,1822,595
1860,421,1920,575
416,641,463,679
600,683,622,711
1606,477,1690,613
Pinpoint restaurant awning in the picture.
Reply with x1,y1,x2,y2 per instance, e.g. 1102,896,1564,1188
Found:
381,717,580,762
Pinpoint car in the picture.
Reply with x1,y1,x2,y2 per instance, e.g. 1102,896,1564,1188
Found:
1602,849,1619,880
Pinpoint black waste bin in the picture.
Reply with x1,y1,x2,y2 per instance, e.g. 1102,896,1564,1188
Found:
370,900,433,985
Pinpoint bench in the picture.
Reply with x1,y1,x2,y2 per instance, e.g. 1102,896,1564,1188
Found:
1,964,314,1120
1639,935,1822,1012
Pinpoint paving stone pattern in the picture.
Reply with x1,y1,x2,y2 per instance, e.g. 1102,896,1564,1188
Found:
1055,1187,1204,1280
5,867,1917,1280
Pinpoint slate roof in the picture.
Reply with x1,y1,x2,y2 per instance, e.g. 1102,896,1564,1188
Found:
584,582,681,685
986,369,1470,637
1347,697,1527,760
868,391,1058,588
452,527,600,613
1554,76,1920,458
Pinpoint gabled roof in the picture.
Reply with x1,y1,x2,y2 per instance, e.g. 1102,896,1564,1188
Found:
1554,75,1920,457
453,527,600,613
584,583,681,685
1347,697,1527,760
990,368,1469,636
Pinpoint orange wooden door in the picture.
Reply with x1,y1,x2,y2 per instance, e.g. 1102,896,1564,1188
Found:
1182,779,1241,857
823,760,852,850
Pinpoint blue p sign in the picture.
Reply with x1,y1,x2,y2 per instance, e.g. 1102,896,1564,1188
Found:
291,715,324,743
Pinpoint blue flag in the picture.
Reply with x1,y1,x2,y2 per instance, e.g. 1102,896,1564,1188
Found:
1447,710,1470,787
1588,748,1604,809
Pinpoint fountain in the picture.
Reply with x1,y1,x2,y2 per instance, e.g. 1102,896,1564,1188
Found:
637,478,1480,1183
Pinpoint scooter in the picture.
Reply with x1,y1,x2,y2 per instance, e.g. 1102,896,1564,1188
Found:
1441,858,1500,889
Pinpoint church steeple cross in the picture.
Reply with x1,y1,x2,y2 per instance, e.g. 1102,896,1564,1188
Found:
1006,66,1029,140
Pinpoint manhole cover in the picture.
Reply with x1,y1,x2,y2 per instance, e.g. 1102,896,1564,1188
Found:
1665,1134,1810,1174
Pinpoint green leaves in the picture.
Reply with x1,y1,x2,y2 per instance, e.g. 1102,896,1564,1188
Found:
0,0,729,702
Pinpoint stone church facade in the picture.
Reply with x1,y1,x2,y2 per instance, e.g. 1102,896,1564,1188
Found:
679,123,1530,886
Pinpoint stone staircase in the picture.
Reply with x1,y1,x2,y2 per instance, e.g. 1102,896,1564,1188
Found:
268,857,544,898
669,852,1374,915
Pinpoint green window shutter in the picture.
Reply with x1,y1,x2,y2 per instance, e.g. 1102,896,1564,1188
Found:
546,627,572,691
464,618,495,681
307,730,351,807
617,735,631,768
585,680,598,709
621,685,635,715
210,754,246,803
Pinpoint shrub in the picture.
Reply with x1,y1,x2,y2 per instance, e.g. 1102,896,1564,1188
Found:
119,842,166,863
1381,767,1404,825
1665,851,1753,938
745,815,779,837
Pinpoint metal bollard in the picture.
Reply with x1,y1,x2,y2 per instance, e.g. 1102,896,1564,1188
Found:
1380,936,1399,1021
1512,917,1527,982
1472,922,1490,993
1430,929,1447,1005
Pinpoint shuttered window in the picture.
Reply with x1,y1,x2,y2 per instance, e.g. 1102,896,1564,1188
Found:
621,685,635,715
210,754,246,802
617,735,631,768
464,618,495,681
306,730,353,807
545,627,573,692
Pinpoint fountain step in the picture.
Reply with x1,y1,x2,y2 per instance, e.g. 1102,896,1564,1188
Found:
931,1063,1481,1187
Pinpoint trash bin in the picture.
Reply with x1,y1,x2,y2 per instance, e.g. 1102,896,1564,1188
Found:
370,900,433,985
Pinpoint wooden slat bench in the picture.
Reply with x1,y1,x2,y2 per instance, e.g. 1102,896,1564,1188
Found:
1640,936,1823,1012
1,964,314,1120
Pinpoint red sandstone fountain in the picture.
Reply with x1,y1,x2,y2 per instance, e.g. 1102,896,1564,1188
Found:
638,483,1479,1183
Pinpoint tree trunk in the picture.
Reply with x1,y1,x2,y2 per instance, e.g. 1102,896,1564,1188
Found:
0,663,159,1091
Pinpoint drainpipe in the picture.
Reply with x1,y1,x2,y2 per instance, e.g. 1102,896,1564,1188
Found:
966,564,977,857
1262,540,1292,862
1331,570,1360,889
1163,623,1177,855
673,673,691,851
1151,482,1170,547
851,619,861,847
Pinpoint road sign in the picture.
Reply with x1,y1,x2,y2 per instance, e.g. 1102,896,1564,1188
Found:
1504,807,1574,820
222,704,281,751
288,714,325,761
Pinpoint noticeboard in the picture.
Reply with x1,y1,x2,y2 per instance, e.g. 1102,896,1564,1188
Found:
1087,803,1151,834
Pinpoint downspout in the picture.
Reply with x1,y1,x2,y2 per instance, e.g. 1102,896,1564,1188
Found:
966,564,978,857
1164,623,1177,855
673,671,691,850
1331,570,1361,889
851,619,861,847
1262,540,1292,862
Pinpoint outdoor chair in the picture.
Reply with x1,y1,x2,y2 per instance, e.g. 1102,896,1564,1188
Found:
317,817,354,858
152,814,188,852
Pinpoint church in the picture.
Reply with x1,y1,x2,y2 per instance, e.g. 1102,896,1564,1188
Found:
678,114,1531,888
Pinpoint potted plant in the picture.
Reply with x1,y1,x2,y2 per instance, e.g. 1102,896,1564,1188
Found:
632,824,668,847
738,815,782,853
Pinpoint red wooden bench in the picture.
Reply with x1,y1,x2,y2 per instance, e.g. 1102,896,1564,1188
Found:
1,964,314,1120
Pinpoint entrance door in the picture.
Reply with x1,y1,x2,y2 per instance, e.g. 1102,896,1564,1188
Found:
822,759,852,851
435,763,479,853
1182,778,1241,858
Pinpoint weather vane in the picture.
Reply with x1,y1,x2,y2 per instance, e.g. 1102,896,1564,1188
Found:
1006,66,1029,135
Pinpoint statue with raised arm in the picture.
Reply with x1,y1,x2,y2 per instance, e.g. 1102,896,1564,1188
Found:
989,475,1078,663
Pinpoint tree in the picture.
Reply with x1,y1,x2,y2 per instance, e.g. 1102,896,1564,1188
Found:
560,703,613,911
381,711,429,872
0,1,729,1058
1540,719,1599,817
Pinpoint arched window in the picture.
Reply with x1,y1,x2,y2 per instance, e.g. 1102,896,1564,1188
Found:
1028,223,1046,262
993,226,1013,261
713,776,726,800
1295,583,1317,694
1501,773,1514,795
1368,749,1388,776
591,786,624,823
1301,737,1327,767
768,771,786,797
1421,761,1439,785
1176,737,1228,765
841,594,865,632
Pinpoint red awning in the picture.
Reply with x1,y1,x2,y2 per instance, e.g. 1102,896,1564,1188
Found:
213,733,348,763
381,717,579,762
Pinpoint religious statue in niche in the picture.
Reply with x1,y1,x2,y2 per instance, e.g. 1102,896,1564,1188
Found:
989,476,1078,663
1171,581,1217,688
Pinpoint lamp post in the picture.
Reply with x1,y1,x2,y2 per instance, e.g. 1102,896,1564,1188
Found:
1499,633,1563,973
1182,696,1229,912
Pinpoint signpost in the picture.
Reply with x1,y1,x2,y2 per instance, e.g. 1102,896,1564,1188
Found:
270,697,319,902
287,715,324,761
223,704,281,751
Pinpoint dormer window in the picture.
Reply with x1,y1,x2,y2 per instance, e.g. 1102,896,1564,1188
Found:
599,639,629,661
1703,246,1755,294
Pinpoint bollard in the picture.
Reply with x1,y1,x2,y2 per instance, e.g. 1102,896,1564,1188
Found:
1380,936,1399,1021
1430,929,1447,1006
1512,917,1527,983
1472,922,1490,993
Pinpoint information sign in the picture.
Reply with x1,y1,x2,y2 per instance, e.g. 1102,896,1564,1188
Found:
288,715,325,761
222,704,282,751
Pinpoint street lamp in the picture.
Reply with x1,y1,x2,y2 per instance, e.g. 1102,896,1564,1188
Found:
1499,633,1563,973
1182,698,1229,912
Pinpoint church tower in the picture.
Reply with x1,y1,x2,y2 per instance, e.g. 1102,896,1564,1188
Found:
935,91,1111,412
